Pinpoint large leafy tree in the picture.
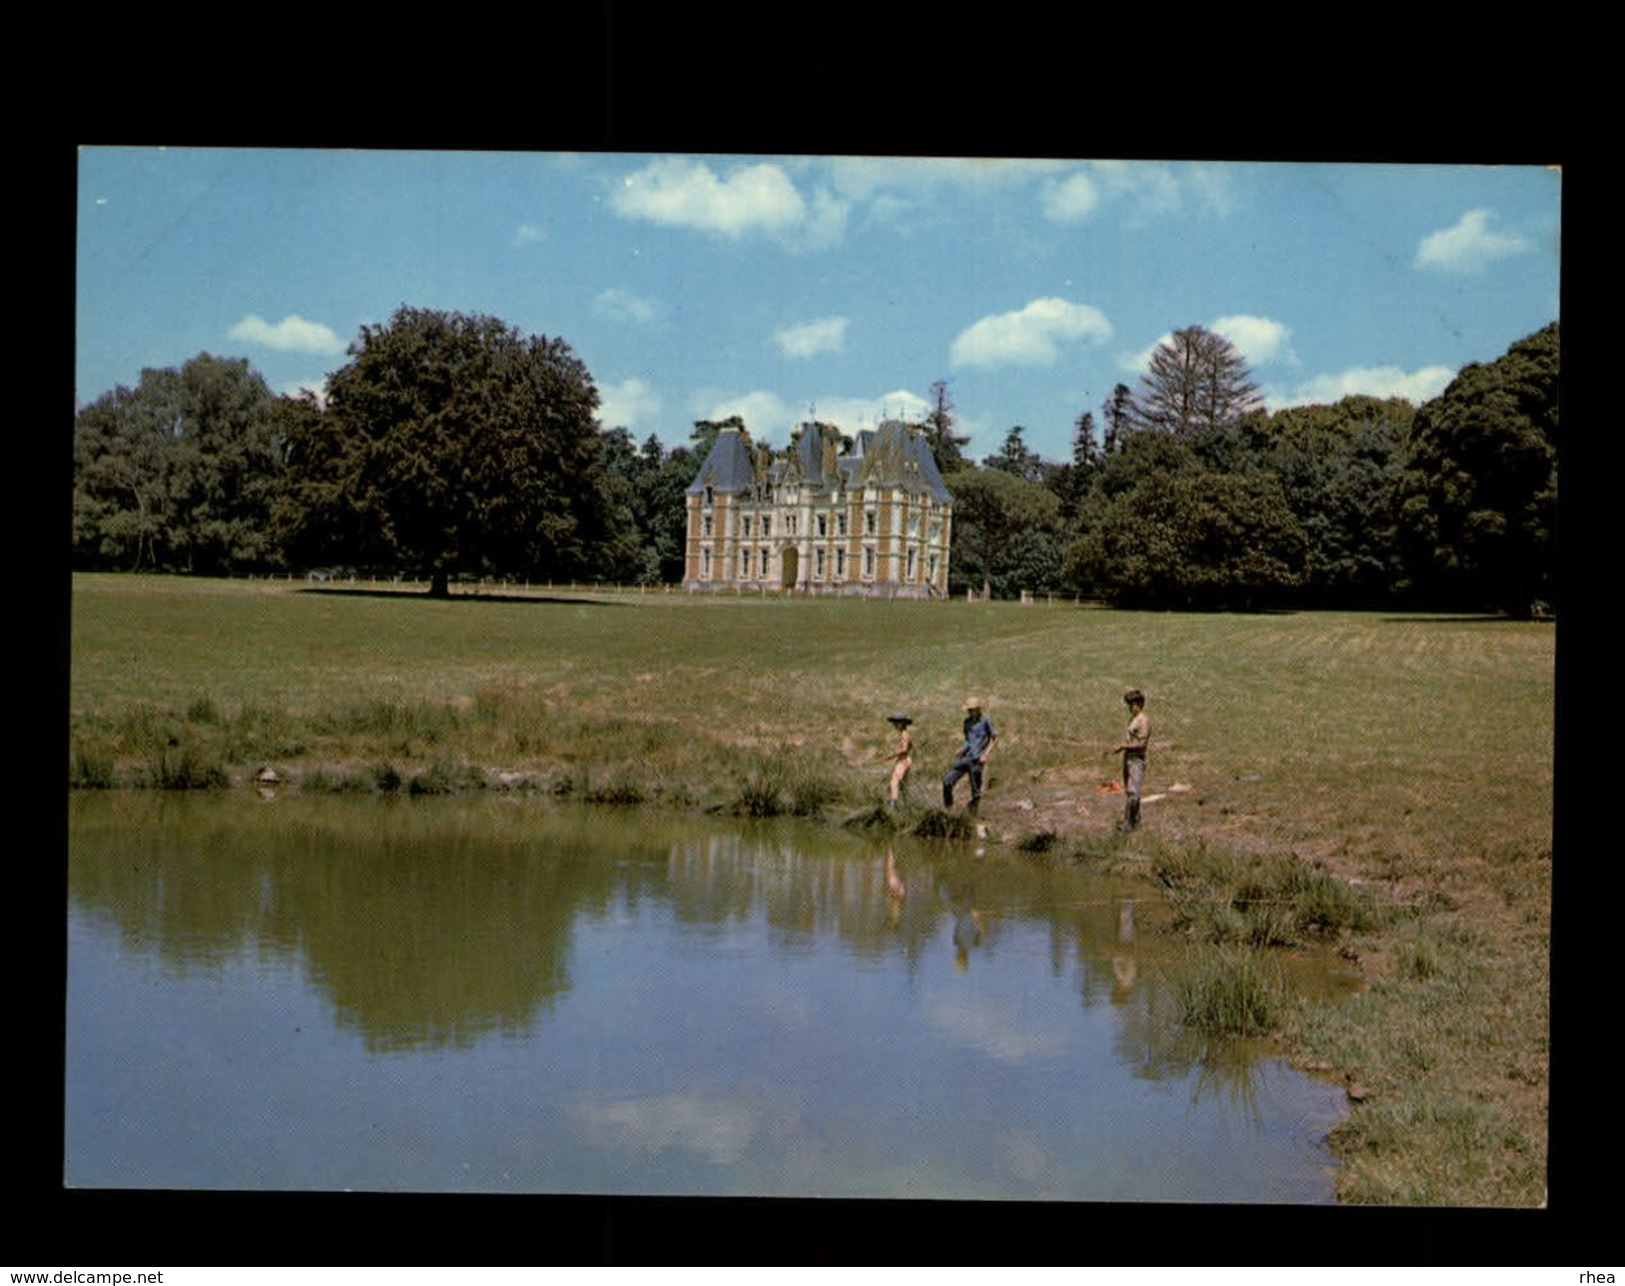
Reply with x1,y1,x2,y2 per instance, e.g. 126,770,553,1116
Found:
1263,396,1414,606
1397,322,1558,616
73,353,288,574
1132,325,1263,437
945,467,1063,599
305,307,611,596
1074,468,1307,610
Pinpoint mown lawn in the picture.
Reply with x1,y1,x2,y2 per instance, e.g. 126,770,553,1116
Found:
68,572,1555,1205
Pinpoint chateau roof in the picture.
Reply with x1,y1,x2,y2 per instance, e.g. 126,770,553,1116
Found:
685,427,757,495
686,420,952,503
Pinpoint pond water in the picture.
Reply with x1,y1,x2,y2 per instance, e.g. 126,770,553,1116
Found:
66,792,1354,1201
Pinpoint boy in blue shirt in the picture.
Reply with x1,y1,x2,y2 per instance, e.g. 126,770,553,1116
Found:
942,697,997,812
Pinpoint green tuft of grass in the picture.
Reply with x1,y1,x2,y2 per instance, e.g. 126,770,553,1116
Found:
69,741,116,789
408,760,483,796
728,748,846,819
1174,947,1283,1037
142,743,229,790
582,776,648,805
910,808,977,840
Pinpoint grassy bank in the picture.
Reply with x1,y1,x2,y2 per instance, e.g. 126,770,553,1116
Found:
67,572,1554,1205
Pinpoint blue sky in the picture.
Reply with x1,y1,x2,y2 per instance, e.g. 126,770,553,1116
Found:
76,149,1561,464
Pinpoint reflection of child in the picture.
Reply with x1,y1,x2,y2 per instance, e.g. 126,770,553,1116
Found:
884,847,905,925
887,714,914,809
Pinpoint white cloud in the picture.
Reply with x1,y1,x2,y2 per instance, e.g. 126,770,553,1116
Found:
1210,314,1297,367
228,313,345,356
1040,171,1101,223
811,389,931,432
1117,334,1169,375
695,390,795,436
1091,159,1183,214
951,298,1113,369
1276,364,1456,408
512,222,547,247
594,288,660,324
1119,315,1295,374
1042,159,1237,223
1415,208,1532,274
610,156,847,248
277,378,328,406
774,316,848,359
692,387,932,438
825,155,1069,202
598,377,662,430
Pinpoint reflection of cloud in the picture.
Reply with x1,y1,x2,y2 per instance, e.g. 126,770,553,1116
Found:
997,1130,1053,1185
925,996,1069,1065
572,1093,760,1164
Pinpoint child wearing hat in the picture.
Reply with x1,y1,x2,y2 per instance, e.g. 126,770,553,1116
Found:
942,697,997,812
886,714,914,809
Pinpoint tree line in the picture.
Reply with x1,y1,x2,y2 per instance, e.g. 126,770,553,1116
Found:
72,307,1559,616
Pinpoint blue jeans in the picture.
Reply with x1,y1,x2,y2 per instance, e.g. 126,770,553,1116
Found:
943,757,983,807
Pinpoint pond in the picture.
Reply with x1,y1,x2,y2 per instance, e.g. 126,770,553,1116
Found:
66,792,1355,1201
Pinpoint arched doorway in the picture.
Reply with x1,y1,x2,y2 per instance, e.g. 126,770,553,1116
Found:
780,546,798,591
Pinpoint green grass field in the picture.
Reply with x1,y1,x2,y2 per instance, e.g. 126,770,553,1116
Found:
68,572,1555,1205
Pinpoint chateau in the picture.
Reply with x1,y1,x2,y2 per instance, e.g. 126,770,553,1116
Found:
684,420,954,597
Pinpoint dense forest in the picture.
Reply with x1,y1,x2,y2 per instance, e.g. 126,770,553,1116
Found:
72,308,1559,617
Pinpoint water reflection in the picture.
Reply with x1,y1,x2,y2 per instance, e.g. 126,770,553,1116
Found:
68,793,1350,1200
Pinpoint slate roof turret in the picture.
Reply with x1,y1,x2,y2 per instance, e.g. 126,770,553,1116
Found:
686,426,758,496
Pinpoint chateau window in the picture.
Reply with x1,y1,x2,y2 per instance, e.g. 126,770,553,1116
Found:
761,546,770,575
702,549,712,579
816,513,827,538
863,546,875,578
815,548,826,578
788,515,797,536
742,515,752,538
836,548,846,578
837,511,848,536
929,555,938,582
864,509,876,535
740,549,750,578
703,515,713,537
762,516,772,538
929,521,941,543
908,512,920,536
704,487,714,506
906,548,917,580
